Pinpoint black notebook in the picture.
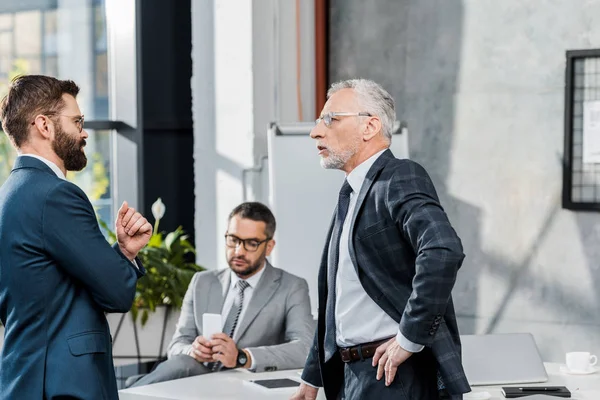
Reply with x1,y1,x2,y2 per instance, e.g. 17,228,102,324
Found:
502,386,571,398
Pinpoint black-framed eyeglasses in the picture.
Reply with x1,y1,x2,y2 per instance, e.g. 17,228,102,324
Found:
315,111,372,128
31,114,85,133
225,234,271,252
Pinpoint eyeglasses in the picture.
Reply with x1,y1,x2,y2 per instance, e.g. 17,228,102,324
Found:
315,111,372,128
225,234,271,252
31,114,85,133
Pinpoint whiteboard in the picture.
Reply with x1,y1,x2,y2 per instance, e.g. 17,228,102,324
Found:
267,122,409,314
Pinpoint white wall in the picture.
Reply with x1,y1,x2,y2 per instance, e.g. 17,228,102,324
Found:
192,0,315,271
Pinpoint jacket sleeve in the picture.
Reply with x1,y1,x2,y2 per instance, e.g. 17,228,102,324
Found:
300,329,323,387
386,161,465,346
167,272,200,357
42,180,145,313
245,278,315,372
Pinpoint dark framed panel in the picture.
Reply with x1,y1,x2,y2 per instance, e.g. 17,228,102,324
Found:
563,49,600,211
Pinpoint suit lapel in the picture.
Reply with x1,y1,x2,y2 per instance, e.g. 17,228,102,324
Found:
347,149,394,274
206,270,229,314
234,261,281,341
193,270,227,334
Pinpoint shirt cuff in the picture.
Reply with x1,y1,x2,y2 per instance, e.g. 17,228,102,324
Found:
396,330,424,353
246,348,256,371
300,378,321,388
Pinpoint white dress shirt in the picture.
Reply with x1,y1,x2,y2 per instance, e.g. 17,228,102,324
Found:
332,149,424,353
220,265,266,370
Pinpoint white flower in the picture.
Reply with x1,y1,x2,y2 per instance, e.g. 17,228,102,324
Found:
151,197,166,221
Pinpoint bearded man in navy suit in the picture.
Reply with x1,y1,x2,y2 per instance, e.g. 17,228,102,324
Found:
0,75,151,399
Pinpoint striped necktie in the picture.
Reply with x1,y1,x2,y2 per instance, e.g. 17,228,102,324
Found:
211,279,250,371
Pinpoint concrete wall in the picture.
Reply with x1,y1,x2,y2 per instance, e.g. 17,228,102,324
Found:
329,0,600,363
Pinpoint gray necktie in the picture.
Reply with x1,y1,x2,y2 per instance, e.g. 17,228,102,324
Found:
223,279,251,338
324,180,353,361
211,279,250,371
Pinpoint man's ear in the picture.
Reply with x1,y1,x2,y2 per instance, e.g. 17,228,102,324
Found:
265,239,276,256
362,116,382,141
31,115,53,140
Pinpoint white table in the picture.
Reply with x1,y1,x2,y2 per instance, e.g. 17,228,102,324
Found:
472,363,600,399
119,363,600,400
119,368,323,400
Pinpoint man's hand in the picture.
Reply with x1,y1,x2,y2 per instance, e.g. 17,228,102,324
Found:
116,201,152,261
210,333,239,368
188,336,214,363
289,383,319,400
372,337,413,386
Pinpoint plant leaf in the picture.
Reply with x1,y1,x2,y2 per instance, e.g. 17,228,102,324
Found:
125,225,205,323
148,233,163,248
141,309,149,326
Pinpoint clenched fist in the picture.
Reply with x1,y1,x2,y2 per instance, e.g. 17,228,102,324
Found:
116,201,152,260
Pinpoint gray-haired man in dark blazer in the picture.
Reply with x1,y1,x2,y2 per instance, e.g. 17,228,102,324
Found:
291,79,470,400
130,202,314,387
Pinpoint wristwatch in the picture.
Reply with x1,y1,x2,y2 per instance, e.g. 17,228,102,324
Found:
235,348,248,368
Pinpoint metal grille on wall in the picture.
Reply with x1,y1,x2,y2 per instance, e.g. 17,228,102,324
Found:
563,49,600,211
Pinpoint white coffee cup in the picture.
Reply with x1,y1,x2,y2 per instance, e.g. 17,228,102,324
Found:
566,352,598,372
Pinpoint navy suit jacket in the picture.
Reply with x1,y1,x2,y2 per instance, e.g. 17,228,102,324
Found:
0,156,145,399
301,150,470,399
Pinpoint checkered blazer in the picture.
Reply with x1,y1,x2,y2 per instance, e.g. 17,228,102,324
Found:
301,149,470,399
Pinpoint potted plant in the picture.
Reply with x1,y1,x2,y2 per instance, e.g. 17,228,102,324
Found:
99,198,204,362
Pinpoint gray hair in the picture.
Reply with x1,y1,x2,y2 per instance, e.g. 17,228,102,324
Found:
328,79,396,141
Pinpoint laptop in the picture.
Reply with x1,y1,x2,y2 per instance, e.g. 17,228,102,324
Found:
461,333,548,386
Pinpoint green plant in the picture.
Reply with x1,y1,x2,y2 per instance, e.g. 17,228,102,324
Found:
99,198,204,326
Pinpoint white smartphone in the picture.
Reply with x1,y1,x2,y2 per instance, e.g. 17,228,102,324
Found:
202,313,222,340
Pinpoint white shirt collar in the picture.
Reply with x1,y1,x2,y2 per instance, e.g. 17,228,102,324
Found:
345,149,387,193
229,262,267,291
18,154,66,180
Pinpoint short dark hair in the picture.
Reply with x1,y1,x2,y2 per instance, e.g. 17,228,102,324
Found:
228,202,276,239
0,75,80,148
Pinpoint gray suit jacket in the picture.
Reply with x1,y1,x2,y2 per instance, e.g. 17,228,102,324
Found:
168,262,314,372
302,149,470,399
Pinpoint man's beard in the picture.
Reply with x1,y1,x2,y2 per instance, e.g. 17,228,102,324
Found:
52,123,87,171
228,249,267,277
320,137,361,170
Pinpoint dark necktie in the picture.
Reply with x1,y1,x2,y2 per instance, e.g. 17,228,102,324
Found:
323,179,353,361
211,279,250,371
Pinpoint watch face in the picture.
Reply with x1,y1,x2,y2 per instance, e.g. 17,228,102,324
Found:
238,351,247,365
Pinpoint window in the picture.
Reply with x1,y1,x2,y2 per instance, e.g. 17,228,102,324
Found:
0,0,114,229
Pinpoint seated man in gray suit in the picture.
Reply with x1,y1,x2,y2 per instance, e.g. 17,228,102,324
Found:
130,202,314,386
